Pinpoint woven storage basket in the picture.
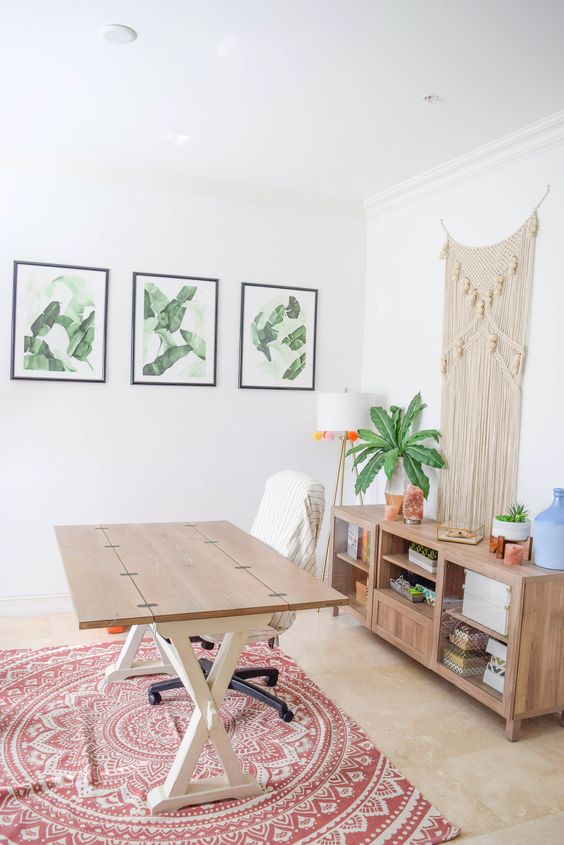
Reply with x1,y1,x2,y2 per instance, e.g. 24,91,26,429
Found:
449,621,489,652
442,642,488,677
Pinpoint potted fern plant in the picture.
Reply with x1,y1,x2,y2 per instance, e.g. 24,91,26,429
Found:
347,392,445,509
491,503,531,541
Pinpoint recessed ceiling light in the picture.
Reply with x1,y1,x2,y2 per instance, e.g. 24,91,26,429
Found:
166,133,191,146
99,24,138,44
423,94,441,104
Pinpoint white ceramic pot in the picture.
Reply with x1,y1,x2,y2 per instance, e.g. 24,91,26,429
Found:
491,517,531,541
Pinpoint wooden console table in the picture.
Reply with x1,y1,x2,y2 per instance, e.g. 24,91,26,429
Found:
329,505,564,741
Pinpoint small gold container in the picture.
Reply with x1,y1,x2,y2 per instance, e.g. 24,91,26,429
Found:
437,521,484,545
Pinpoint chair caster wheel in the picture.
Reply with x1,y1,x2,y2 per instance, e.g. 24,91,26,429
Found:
281,710,294,723
148,691,162,705
266,677,278,687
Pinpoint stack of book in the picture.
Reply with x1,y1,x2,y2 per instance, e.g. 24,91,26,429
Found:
408,542,438,574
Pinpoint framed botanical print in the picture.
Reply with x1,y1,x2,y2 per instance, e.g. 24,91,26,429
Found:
239,283,317,390
131,272,218,386
11,261,109,382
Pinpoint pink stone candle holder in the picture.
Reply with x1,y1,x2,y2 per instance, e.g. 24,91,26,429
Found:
384,504,398,522
504,543,524,566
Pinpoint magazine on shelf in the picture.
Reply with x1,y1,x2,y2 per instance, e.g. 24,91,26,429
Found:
347,523,359,559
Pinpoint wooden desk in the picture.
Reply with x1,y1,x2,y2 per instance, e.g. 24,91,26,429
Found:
56,521,347,813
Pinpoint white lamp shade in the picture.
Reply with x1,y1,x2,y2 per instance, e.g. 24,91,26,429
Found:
316,392,372,432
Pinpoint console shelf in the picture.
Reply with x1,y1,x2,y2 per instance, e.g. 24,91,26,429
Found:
382,552,437,583
329,504,564,741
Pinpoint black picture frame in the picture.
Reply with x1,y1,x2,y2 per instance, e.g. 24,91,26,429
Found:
131,271,219,387
238,282,318,390
10,260,109,383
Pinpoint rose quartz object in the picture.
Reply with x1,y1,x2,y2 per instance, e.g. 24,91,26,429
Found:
403,484,424,523
504,543,524,566
384,505,398,522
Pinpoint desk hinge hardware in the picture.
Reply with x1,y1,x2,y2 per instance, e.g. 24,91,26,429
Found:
269,592,287,598
105,544,120,549
120,571,138,576
204,540,219,544
137,603,158,608
234,565,252,570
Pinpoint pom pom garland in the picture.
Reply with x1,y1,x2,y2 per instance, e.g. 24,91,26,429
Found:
313,430,359,441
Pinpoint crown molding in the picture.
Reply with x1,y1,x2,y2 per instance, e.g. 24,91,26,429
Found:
0,157,364,218
364,110,564,218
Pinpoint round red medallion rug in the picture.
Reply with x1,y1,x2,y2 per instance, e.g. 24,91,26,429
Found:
0,641,459,844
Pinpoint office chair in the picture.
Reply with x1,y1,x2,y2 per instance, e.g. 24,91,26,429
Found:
148,469,325,722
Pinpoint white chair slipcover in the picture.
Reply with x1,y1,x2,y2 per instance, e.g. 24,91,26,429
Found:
206,469,325,642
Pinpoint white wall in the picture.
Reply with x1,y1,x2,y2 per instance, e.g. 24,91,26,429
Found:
0,165,365,606
361,142,564,518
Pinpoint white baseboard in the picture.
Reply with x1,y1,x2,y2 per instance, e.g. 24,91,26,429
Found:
0,593,73,617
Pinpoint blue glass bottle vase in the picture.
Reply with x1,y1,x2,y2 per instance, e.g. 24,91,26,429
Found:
534,488,564,570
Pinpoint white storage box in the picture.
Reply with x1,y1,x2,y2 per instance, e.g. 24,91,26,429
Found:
483,660,506,693
486,637,508,662
482,636,508,694
462,570,511,636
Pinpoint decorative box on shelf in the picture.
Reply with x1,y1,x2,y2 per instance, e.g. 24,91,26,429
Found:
449,621,489,652
437,522,484,545
355,579,368,606
483,637,508,694
462,570,511,636
442,642,488,677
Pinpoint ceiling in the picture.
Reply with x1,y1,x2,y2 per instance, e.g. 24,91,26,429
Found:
1,0,564,204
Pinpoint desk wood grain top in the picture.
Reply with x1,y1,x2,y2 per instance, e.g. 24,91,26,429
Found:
56,521,348,629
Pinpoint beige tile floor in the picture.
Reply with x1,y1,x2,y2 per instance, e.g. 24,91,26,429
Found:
1,608,563,843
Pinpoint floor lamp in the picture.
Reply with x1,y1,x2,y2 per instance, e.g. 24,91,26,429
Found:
316,391,372,584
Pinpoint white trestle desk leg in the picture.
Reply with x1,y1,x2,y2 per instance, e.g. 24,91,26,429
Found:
147,614,271,814
105,624,176,683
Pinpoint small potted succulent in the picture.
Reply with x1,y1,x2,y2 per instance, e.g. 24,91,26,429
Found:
491,503,531,541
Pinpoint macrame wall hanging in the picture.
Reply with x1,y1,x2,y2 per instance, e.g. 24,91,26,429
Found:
437,188,548,528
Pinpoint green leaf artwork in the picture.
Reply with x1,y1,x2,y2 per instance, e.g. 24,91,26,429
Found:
141,281,208,380
282,353,306,380
250,294,308,380
282,325,306,351
22,274,97,374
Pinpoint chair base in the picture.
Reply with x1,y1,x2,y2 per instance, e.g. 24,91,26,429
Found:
148,657,294,722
